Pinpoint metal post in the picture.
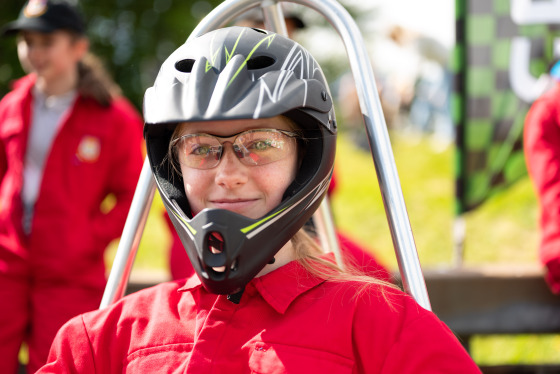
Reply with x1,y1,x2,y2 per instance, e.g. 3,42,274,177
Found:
100,158,156,308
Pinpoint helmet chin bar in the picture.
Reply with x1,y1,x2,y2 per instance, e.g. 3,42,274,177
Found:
168,202,289,295
164,171,331,296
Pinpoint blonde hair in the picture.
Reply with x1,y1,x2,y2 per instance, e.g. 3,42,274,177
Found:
167,124,185,177
291,229,398,293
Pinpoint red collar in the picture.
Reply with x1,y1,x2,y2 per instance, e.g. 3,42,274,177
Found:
178,254,332,314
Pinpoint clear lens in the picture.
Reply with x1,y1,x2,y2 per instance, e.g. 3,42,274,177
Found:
173,129,297,170
184,135,222,169
235,130,296,166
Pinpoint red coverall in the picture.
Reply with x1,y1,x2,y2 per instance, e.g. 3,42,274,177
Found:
39,255,481,373
524,82,560,294
0,74,144,372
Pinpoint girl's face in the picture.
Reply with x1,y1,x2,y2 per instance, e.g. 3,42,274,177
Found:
177,116,299,220
17,30,87,89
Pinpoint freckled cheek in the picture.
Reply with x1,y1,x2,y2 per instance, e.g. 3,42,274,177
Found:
283,154,299,185
259,157,298,203
183,170,211,215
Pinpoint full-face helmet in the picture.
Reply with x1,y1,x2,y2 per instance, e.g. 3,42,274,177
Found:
144,26,336,295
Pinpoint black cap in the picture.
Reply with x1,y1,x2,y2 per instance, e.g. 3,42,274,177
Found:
2,0,85,37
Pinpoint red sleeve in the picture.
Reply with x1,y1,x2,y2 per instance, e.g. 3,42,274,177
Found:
353,291,481,373
37,315,96,373
378,313,480,373
524,84,560,290
91,98,144,247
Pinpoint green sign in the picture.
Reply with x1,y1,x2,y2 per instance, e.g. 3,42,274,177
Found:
454,0,560,213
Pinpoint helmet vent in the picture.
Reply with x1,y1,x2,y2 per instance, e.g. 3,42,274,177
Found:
246,55,275,70
175,59,195,73
205,232,226,272
251,28,267,34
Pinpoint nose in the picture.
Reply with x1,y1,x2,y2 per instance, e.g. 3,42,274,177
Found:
214,143,248,188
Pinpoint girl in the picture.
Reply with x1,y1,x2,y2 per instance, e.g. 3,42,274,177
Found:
0,1,143,372
38,26,480,373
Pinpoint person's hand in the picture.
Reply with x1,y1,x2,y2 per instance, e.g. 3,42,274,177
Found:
545,257,560,295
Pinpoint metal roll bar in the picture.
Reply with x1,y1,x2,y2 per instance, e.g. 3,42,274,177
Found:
101,0,431,311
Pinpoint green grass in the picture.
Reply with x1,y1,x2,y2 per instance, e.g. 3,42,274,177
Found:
108,129,559,365
331,131,540,268
471,335,560,364
331,131,458,269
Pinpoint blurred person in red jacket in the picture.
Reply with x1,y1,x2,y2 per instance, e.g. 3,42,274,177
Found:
0,1,143,372
524,59,560,295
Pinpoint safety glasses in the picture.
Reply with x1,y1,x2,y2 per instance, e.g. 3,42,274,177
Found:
171,128,299,170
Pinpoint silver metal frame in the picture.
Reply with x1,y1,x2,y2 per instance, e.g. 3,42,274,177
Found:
101,0,431,311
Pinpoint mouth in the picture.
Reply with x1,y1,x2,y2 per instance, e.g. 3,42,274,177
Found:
210,198,258,212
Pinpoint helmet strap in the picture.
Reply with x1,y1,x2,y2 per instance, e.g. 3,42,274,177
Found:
227,288,245,304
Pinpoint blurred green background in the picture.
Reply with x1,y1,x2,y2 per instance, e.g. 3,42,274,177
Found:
2,0,558,367
0,0,367,108
0,0,225,109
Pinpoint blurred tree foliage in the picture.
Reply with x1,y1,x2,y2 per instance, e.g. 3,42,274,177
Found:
0,0,223,109
0,0,375,110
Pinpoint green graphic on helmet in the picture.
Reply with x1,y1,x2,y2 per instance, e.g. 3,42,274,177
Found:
172,210,197,236
227,33,276,88
204,28,277,89
240,205,289,234
223,28,243,64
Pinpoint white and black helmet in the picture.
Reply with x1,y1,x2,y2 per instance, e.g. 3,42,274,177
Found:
144,26,336,295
